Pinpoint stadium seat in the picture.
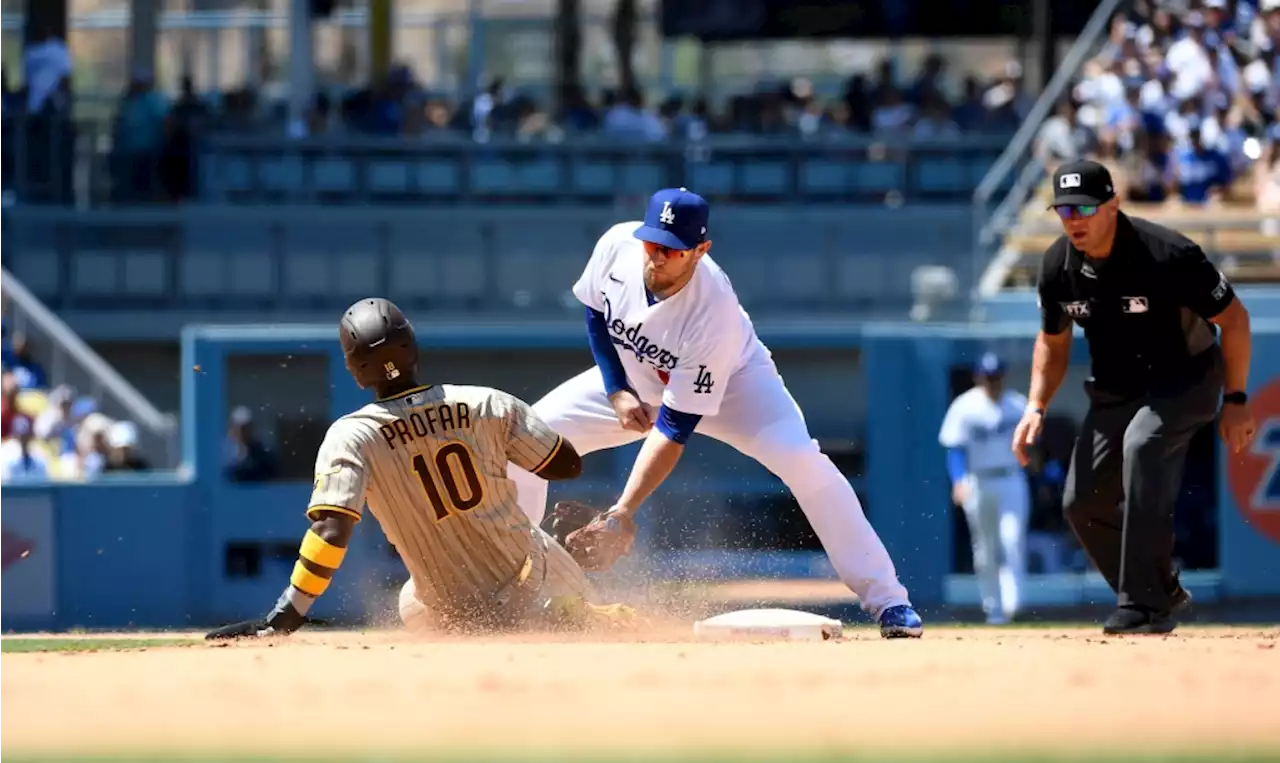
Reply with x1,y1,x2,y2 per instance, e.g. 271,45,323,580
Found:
739,162,790,195
617,162,665,196
849,162,905,195
258,156,306,197
569,162,616,195
365,160,411,195
799,160,846,193
915,159,968,195
312,158,357,195
685,162,736,196
414,160,462,193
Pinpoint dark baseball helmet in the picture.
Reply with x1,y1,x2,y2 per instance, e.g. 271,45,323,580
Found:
339,298,418,389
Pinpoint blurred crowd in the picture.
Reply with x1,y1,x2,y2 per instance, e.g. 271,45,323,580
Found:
138,53,1029,202
3,40,1032,204
278,56,1031,144
1035,0,1280,212
1,319,151,483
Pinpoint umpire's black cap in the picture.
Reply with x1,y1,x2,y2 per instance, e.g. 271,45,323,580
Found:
339,298,418,389
1049,160,1117,207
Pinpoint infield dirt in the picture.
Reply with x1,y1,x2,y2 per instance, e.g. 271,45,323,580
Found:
2,622,1278,762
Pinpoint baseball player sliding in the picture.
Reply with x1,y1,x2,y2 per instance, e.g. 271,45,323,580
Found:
507,187,923,638
938,352,1029,624
206,298,639,640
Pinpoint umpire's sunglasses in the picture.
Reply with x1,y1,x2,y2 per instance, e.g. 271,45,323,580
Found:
1053,204,1100,220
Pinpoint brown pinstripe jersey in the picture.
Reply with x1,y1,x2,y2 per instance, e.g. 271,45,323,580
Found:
307,384,565,609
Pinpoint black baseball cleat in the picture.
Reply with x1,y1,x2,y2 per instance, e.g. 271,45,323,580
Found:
1102,606,1177,635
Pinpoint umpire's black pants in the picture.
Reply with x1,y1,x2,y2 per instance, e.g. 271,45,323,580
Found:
1062,347,1223,612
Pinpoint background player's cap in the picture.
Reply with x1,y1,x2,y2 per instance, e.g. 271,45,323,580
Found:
1049,160,1115,207
974,351,1005,377
634,187,710,251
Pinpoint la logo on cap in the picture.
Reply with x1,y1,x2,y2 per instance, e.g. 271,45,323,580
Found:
659,201,676,225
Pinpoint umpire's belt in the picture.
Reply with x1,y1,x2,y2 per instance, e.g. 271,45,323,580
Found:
972,467,1018,479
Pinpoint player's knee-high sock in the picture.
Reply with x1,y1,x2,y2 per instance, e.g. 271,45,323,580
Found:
787,458,912,615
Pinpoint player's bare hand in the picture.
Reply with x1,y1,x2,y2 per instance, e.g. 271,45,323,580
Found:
951,480,969,506
1219,401,1257,454
609,390,653,433
1011,408,1044,467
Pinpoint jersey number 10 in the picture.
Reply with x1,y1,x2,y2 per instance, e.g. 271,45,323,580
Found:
411,443,484,521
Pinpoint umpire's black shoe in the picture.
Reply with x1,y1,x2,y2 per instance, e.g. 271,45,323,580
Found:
1102,606,1177,635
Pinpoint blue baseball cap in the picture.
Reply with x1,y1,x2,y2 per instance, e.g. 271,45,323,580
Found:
975,352,1005,376
633,187,710,251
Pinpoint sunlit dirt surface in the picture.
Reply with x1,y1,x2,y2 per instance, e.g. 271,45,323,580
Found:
3,622,1278,761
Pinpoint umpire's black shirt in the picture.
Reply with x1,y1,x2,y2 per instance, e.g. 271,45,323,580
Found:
1037,212,1235,398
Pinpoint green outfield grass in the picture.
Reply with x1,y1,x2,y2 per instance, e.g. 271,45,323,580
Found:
0,637,200,654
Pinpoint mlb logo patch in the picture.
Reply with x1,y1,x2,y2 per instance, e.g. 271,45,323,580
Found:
1123,296,1149,314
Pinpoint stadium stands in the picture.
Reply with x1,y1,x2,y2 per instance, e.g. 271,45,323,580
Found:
2,53,1030,207
194,134,1008,205
1,276,176,479
984,0,1280,293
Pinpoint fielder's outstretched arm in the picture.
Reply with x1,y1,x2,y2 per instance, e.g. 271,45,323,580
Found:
610,406,700,517
608,315,737,518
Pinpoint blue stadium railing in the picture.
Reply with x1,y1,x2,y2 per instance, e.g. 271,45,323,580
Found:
196,133,1015,205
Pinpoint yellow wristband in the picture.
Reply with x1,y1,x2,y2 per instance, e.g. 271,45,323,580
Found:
299,529,347,569
291,561,331,596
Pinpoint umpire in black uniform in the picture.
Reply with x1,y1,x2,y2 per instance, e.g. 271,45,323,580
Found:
1011,160,1257,635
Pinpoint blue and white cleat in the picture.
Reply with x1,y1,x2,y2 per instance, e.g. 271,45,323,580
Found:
879,605,923,639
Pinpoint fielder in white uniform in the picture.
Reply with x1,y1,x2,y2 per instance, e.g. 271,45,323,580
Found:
507,188,923,638
938,352,1030,624
205,298,638,640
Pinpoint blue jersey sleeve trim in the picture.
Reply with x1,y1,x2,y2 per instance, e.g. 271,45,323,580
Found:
655,404,702,445
946,448,968,483
585,306,630,397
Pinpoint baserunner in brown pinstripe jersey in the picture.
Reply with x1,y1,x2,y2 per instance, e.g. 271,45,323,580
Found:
205,298,641,641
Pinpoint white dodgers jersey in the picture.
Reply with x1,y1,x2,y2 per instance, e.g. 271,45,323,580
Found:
572,221,772,416
307,384,565,612
937,387,1028,474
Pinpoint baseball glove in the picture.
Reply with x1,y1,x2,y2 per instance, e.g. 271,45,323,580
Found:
552,502,637,572
541,500,601,547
